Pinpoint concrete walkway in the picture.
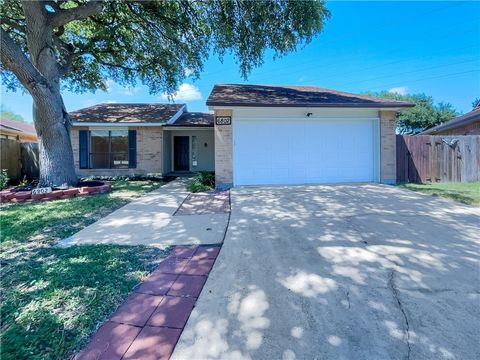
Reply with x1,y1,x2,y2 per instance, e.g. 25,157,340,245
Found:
59,179,229,248
173,184,480,360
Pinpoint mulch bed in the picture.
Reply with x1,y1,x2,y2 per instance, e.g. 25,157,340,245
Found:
0,181,112,203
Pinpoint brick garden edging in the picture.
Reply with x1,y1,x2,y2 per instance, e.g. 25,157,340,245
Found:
76,244,221,360
0,182,112,203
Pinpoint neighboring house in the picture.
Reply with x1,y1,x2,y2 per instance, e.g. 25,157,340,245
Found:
70,84,414,188
70,104,214,177
0,118,38,142
420,105,480,135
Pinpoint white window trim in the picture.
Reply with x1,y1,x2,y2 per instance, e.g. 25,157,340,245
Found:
73,122,162,127
88,126,128,131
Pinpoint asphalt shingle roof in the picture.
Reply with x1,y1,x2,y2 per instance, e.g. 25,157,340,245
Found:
207,84,414,108
0,118,37,135
421,107,480,134
170,112,213,127
70,103,184,123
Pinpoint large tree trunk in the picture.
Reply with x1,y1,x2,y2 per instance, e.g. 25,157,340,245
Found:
32,89,77,187
24,2,78,186
1,2,104,187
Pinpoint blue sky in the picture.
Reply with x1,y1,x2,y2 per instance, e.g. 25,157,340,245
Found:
1,1,479,123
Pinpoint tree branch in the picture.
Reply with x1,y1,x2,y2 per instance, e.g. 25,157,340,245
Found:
1,16,26,33
93,55,136,71
48,0,103,28
53,35,74,76
0,28,48,92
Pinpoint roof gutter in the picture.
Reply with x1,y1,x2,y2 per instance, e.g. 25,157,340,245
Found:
206,102,414,108
71,122,166,127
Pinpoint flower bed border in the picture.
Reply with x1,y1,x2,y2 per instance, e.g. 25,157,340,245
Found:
0,181,112,203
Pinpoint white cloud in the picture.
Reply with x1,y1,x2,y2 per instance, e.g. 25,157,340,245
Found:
184,68,194,77
84,99,117,107
104,79,115,93
123,86,141,96
388,86,408,96
160,83,202,102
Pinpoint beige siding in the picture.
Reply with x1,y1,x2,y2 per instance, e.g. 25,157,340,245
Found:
163,129,214,173
214,109,233,188
71,126,163,177
379,110,397,184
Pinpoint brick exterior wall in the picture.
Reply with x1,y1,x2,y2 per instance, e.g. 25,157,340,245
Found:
214,109,233,189
71,126,163,177
379,110,397,184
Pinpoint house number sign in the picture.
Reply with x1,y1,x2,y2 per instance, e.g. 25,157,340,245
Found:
215,116,231,125
32,187,52,195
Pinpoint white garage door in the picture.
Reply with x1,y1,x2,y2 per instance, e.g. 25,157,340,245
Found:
233,118,379,185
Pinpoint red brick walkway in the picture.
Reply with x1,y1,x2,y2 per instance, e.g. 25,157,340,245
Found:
76,245,221,360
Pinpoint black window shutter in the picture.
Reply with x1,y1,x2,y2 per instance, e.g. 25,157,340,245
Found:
128,130,137,168
79,130,89,169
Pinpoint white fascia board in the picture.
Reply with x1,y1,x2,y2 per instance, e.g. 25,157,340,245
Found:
166,104,187,125
209,105,403,114
231,107,380,119
72,122,165,127
162,126,213,131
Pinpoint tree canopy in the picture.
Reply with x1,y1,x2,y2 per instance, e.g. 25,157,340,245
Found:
367,91,458,134
0,0,329,186
472,98,480,109
0,109,24,122
1,0,330,95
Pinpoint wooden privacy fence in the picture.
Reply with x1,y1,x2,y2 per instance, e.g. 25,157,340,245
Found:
0,138,39,181
396,135,480,183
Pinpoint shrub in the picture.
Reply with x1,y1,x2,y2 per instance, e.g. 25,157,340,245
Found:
187,171,215,193
198,171,215,188
0,169,9,190
80,174,165,182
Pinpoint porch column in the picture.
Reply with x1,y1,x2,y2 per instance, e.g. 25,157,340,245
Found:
214,109,233,189
379,110,397,184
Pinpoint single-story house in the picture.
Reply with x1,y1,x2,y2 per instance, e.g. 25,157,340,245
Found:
420,104,480,135
70,104,214,177
0,118,38,142
70,84,414,188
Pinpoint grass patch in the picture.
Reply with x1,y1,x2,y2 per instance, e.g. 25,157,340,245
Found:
0,180,170,359
400,182,480,206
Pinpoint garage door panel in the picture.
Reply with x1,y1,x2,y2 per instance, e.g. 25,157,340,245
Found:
233,118,377,185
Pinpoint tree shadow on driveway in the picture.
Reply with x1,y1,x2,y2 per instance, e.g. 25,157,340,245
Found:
173,184,480,360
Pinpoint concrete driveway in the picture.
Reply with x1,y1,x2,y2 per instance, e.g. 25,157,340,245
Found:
172,184,480,360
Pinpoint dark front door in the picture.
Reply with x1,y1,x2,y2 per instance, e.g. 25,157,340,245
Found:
174,136,189,171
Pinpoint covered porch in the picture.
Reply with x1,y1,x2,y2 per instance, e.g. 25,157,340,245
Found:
162,126,214,174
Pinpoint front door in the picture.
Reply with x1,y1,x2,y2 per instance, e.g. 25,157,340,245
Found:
174,136,189,171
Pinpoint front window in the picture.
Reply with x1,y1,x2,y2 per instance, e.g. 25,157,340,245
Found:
90,130,128,169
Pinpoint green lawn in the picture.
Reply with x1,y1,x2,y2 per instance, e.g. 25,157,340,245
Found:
0,180,170,360
400,182,480,206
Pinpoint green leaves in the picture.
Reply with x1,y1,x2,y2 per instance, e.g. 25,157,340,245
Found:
367,91,459,134
1,0,329,95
